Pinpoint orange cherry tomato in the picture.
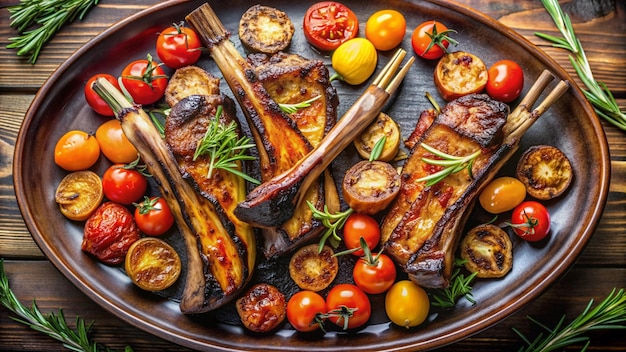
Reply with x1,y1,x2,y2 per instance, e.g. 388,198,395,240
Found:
365,9,406,51
479,176,527,214
95,119,138,164
54,130,100,171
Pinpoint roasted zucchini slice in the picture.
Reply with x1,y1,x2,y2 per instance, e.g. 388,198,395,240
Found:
238,5,294,54
516,145,573,200
354,112,401,162
289,244,338,292
460,224,513,278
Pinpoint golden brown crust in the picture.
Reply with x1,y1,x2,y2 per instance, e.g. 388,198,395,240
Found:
288,244,338,291
236,283,286,333
55,170,103,221
434,51,488,101
516,145,573,200
238,5,294,54
124,237,182,291
460,224,513,278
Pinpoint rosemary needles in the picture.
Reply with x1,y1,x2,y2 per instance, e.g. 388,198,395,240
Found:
7,0,100,64
537,0,626,130
0,259,132,352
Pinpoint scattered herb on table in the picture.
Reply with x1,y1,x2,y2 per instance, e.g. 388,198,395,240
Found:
536,0,626,130
0,259,133,352
514,288,626,352
6,0,101,64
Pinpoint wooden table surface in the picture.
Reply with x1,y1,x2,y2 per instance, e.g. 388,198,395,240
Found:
1,0,625,351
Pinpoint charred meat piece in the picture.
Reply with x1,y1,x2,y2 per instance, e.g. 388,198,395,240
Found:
382,73,569,288
164,68,256,312
247,52,340,257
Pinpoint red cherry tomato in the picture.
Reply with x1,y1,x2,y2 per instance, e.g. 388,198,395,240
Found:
102,163,148,205
85,74,120,116
510,201,551,242
286,290,326,332
486,60,524,102
353,252,397,294
82,202,141,265
156,23,202,69
134,196,174,236
325,284,371,330
343,213,380,256
120,54,168,105
365,9,406,51
411,20,456,60
303,2,359,52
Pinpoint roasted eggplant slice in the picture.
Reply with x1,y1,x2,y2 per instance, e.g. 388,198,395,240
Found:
289,244,338,291
342,160,400,215
239,4,294,54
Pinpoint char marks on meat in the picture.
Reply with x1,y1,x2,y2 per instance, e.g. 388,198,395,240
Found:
164,71,256,312
382,94,510,288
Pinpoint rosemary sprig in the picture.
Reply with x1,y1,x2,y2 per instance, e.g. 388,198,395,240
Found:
278,95,322,114
430,259,477,309
193,105,259,184
0,259,132,352
7,0,100,64
514,288,626,352
307,201,354,253
536,0,626,130
416,143,481,187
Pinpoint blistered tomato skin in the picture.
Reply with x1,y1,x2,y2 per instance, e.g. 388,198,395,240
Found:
303,1,359,52
479,176,527,214
82,202,141,265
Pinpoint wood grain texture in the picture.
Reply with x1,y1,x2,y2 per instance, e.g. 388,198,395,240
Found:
1,0,626,350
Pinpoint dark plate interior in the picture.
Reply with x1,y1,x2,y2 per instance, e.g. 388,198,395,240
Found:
14,0,610,350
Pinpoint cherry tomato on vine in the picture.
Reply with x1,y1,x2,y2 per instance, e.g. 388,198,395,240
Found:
120,54,168,105
286,290,326,332
479,176,527,214
54,130,101,171
353,251,397,294
385,280,430,328
102,163,148,205
486,60,524,102
134,196,174,236
156,23,202,69
303,1,359,52
84,74,120,116
411,20,457,60
365,9,406,51
343,213,380,256
95,119,139,164
510,201,550,242
325,284,371,330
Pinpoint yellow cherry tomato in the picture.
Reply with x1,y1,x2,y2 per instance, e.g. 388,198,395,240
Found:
479,176,527,214
331,38,378,85
365,9,406,51
95,119,139,164
54,130,100,171
385,280,430,328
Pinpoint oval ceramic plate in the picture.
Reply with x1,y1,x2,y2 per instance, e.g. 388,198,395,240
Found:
14,0,609,350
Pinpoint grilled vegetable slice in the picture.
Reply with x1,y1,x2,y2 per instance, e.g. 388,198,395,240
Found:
354,112,401,162
289,244,338,291
236,283,287,333
55,170,103,221
434,51,488,101
124,237,181,291
238,4,294,54
516,145,573,200
343,160,400,215
460,224,513,278
164,65,221,107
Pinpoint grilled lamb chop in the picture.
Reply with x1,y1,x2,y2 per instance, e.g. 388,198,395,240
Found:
382,72,569,288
